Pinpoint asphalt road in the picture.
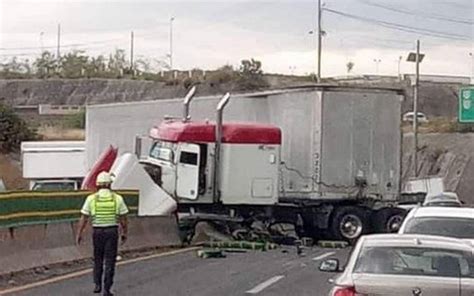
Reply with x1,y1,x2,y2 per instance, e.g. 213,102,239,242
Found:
9,246,350,296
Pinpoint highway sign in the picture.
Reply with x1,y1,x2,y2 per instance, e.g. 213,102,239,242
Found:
459,87,474,123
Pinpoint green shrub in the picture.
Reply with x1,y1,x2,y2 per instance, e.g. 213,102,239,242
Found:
236,59,269,90
0,104,37,152
63,110,86,129
455,122,474,133
207,65,236,85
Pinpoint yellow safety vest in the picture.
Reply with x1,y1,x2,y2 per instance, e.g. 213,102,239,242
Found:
90,193,118,226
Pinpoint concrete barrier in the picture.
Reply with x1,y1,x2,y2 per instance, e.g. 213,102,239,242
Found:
0,216,181,276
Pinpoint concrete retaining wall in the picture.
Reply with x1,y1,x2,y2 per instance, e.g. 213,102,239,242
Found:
0,216,181,276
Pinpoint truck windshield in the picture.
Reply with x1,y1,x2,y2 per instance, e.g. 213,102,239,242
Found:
149,141,174,162
404,217,474,239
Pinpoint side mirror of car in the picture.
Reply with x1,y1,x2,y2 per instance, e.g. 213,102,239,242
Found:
319,258,341,272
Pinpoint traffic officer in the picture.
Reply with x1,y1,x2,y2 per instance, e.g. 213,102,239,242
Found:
76,171,129,296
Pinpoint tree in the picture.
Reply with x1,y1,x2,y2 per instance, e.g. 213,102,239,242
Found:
237,58,268,90
0,103,36,152
239,58,263,76
108,49,127,76
33,51,57,78
207,65,236,85
85,55,106,77
0,57,32,78
59,50,89,78
346,61,355,74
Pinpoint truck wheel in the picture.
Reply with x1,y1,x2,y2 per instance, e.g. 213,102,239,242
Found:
373,208,407,233
330,206,369,243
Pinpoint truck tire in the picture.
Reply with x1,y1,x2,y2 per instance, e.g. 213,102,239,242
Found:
373,207,407,233
330,206,369,243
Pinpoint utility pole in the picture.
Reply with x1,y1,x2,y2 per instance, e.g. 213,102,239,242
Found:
398,56,402,81
130,31,134,73
56,23,61,59
39,32,44,53
169,17,174,70
413,39,420,177
317,0,322,82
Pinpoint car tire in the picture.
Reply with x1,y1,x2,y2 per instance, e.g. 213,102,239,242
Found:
373,207,407,233
330,206,369,244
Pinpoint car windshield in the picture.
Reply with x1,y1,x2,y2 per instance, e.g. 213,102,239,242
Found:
425,195,458,202
354,246,473,278
404,217,474,239
425,201,461,207
33,182,75,191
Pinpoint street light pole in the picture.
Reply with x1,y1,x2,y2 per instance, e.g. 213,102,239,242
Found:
413,39,420,177
317,0,322,82
57,23,61,59
169,17,174,70
469,52,474,84
130,31,134,73
39,32,44,53
398,56,402,80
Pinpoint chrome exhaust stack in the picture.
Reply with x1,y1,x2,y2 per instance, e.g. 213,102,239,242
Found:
182,86,197,122
213,92,231,202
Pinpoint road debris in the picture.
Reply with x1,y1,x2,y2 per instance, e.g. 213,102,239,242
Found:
196,249,226,259
201,241,278,251
317,240,349,249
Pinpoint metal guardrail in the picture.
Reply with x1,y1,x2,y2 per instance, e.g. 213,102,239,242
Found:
0,190,138,228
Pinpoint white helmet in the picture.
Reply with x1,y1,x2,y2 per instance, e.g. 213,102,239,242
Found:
96,171,113,186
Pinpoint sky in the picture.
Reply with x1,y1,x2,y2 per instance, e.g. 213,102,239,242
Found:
0,0,473,76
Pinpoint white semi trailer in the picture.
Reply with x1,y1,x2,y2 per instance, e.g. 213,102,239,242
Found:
86,86,406,242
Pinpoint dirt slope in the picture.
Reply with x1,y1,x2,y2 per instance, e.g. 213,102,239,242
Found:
403,133,474,205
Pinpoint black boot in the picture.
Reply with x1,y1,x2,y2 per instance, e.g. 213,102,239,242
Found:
103,290,114,296
93,285,102,293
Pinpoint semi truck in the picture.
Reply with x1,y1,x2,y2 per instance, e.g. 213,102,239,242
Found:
86,85,407,242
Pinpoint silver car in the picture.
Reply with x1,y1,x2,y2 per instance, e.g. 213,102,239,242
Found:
423,192,462,207
399,207,474,244
320,234,474,296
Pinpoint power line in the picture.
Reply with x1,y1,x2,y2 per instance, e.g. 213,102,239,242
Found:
358,0,474,25
0,30,164,52
0,37,128,51
324,7,469,40
323,8,470,41
0,41,130,57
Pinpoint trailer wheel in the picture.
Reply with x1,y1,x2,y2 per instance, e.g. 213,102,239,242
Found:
330,206,369,243
373,208,407,233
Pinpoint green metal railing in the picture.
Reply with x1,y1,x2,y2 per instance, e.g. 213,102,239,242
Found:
0,190,138,228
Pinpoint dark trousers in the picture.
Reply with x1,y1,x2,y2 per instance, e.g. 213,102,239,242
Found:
93,226,119,291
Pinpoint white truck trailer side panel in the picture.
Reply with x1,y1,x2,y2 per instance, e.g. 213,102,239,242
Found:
21,141,86,179
265,89,322,195
321,90,402,200
86,87,402,200
86,94,270,169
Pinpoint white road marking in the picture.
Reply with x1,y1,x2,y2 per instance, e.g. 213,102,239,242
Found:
246,275,285,294
312,251,335,261
0,247,199,295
